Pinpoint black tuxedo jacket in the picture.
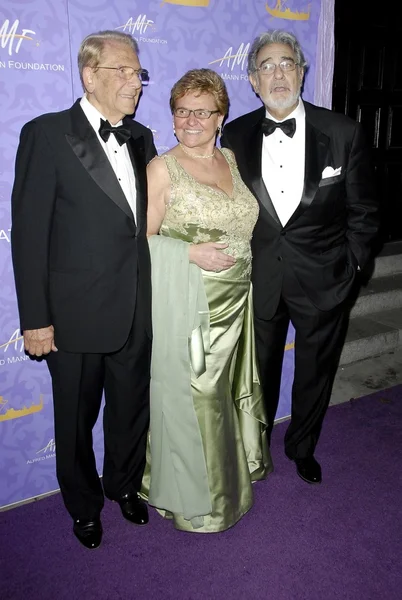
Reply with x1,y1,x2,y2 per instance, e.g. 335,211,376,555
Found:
11,99,157,353
221,101,379,319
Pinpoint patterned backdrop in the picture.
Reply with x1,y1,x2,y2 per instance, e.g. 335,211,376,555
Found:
0,0,333,508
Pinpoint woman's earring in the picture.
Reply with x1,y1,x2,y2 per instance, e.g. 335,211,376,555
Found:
217,124,222,138
173,123,176,135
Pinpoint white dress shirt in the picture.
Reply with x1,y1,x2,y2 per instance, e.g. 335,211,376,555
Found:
262,99,306,227
80,95,137,222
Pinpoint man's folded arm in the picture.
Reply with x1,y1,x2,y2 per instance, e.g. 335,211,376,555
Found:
345,122,380,270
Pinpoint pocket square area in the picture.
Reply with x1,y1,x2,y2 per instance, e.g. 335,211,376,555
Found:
321,166,342,179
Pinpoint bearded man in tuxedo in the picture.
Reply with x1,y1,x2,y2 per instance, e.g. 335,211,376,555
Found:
221,30,379,484
11,30,156,548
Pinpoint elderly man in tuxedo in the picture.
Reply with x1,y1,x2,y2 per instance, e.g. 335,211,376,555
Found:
221,30,379,484
11,30,156,548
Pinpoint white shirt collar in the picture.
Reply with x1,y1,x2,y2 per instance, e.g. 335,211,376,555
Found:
265,98,305,123
80,95,123,133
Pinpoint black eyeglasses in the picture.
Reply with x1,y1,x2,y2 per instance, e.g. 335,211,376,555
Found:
96,66,149,84
255,60,299,75
173,108,220,119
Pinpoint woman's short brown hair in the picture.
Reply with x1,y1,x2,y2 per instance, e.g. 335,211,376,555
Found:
170,68,229,116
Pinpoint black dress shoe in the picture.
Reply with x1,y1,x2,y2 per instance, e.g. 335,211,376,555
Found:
295,457,322,484
73,518,102,549
114,493,149,525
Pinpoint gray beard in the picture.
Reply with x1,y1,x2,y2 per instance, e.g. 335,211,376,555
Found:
265,89,301,112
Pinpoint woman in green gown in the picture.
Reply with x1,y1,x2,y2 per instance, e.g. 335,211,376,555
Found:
143,69,272,532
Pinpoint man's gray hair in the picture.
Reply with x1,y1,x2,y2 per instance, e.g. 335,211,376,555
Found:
78,30,139,88
247,30,307,75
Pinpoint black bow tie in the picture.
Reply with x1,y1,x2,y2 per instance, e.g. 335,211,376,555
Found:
261,117,296,138
99,119,131,146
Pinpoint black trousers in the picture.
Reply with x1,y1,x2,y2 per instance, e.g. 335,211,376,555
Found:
254,268,348,460
46,297,151,521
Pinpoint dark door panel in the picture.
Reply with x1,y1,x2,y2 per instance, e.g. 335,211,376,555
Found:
332,1,402,242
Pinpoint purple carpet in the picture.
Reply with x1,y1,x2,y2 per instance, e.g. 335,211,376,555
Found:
1,386,402,600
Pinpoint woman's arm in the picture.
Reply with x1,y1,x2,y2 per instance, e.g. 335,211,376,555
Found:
146,157,171,236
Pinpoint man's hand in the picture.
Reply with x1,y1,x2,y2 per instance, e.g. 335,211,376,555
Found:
189,242,236,272
23,326,58,357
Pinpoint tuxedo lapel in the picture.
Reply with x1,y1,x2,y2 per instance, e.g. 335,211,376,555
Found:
65,101,135,221
246,122,281,229
303,120,330,209
125,124,146,235
284,117,329,228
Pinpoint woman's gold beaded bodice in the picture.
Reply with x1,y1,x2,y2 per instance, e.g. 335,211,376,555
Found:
159,148,259,278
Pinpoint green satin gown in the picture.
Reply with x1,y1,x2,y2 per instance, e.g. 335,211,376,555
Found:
142,148,273,532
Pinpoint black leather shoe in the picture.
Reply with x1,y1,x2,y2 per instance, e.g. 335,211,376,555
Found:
114,493,149,525
73,518,102,549
295,457,322,484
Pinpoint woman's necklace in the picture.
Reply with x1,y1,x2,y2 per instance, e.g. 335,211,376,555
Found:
179,143,215,159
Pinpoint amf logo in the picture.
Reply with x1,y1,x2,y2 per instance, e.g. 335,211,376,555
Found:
209,42,250,81
0,19,36,56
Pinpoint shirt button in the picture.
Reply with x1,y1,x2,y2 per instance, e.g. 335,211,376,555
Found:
277,256,282,261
